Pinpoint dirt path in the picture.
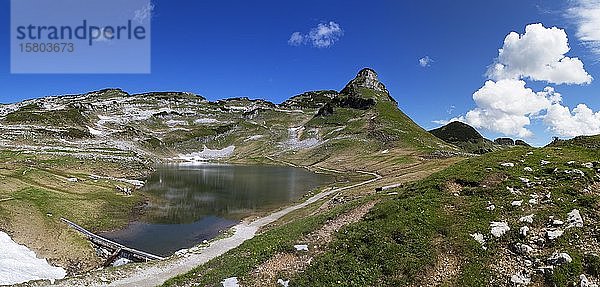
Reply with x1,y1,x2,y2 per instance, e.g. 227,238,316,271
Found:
46,170,382,287
250,200,379,286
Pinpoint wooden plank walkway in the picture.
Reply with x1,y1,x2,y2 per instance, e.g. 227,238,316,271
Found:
61,218,165,262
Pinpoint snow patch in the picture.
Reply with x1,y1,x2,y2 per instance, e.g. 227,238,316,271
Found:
177,145,236,162
0,231,66,285
194,118,220,124
166,120,188,127
279,127,322,150
87,126,104,136
244,135,264,142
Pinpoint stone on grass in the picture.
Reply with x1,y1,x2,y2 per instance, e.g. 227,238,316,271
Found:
470,233,486,250
294,245,309,251
501,162,515,167
490,222,510,238
567,209,584,228
511,272,531,285
514,243,534,255
546,229,564,240
520,226,530,237
519,214,535,224
548,252,572,265
221,277,239,287
580,274,598,287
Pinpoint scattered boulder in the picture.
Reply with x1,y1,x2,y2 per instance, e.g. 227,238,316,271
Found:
546,229,564,240
567,209,584,228
583,162,595,169
520,226,530,237
513,243,534,255
470,233,486,250
490,222,510,238
508,186,521,194
548,252,573,265
512,200,523,207
294,244,309,251
501,162,515,167
519,214,535,224
566,169,586,177
221,277,240,287
112,258,131,267
524,167,533,172
277,279,290,287
511,271,531,285
581,275,598,287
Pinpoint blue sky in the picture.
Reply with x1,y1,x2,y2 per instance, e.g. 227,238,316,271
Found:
2,0,600,146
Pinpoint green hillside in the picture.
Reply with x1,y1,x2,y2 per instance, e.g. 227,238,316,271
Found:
430,121,501,154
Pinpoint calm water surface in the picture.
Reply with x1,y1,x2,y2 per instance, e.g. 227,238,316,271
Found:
101,164,333,256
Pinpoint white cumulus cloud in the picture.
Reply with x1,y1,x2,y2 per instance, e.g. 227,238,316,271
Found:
454,80,554,137
568,0,600,56
419,56,434,67
439,23,600,139
288,21,344,48
487,23,592,85
545,103,600,137
288,32,304,46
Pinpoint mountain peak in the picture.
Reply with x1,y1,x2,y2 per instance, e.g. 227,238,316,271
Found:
341,68,389,95
340,68,394,103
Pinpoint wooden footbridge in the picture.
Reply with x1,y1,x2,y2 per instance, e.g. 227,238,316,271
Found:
61,218,165,265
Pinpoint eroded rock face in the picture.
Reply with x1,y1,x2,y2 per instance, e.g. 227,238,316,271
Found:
340,68,395,102
494,138,515,146
342,68,388,93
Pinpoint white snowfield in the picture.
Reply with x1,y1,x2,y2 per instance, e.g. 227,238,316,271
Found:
281,127,322,150
177,145,236,162
0,231,66,285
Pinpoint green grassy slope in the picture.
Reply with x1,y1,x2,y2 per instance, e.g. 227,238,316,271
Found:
430,121,501,154
293,145,600,286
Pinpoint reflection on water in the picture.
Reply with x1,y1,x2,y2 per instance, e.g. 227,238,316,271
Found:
101,164,332,256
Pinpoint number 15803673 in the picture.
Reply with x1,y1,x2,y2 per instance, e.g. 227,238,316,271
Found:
19,43,75,53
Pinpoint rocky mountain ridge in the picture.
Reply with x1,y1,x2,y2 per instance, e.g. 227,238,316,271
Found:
0,68,454,171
